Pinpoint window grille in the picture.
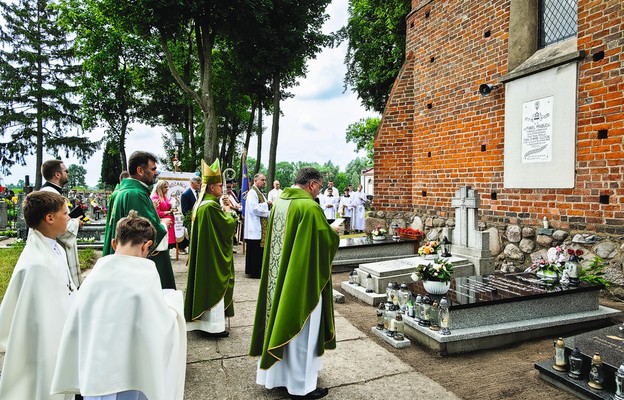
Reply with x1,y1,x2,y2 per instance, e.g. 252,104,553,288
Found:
539,0,577,48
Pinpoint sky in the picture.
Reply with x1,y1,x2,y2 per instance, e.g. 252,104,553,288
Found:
3,0,379,187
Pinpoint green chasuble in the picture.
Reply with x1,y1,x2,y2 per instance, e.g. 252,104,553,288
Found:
250,187,339,369
102,178,176,289
185,193,237,321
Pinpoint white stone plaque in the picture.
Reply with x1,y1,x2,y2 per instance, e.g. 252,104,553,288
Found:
521,96,553,163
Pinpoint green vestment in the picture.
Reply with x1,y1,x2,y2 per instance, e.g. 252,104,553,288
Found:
102,178,176,289
250,187,339,369
185,194,236,321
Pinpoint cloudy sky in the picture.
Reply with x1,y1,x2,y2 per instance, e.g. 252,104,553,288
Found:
4,0,379,187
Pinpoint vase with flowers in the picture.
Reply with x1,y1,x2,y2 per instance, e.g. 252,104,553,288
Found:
418,240,440,260
411,258,454,295
371,226,387,241
526,245,567,285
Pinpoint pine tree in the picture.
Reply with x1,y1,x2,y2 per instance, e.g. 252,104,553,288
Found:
0,0,99,188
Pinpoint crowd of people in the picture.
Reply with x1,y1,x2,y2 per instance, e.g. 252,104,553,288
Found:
0,152,372,400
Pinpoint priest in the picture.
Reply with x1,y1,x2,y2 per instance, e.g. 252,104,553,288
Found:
250,167,339,400
185,159,237,337
102,151,175,289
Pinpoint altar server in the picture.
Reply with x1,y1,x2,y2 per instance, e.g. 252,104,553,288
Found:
0,191,75,400
51,211,186,400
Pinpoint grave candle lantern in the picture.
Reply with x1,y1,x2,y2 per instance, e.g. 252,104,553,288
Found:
552,337,567,371
614,364,624,400
398,283,411,314
352,270,360,286
429,300,440,331
440,236,452,258
419,295,432,327
376,302,385,330
439,297,451,335
365,273,374,293
392,223,400,241
391,282,400,307
349,270,355,285
414,294,423,323
386,282,394,303
568,348,583,379
394,313,405,340
383,301,393,331
588,352,605,390
386,305,397,337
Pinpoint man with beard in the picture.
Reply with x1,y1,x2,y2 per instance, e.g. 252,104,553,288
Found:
40,159,84,288
103,151,175,289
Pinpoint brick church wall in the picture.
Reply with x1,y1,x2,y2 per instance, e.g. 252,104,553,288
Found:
374,0,624,235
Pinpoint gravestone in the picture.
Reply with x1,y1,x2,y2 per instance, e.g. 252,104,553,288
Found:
16,192,27,239
0,200,7,229
447,186,494,275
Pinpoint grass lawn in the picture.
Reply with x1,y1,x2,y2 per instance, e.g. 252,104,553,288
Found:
0,244,98,301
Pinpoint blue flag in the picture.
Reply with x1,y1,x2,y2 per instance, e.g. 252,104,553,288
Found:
240,159,249,216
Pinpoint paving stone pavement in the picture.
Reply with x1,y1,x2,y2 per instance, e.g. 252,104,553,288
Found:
174,244,461,400
0,244,461,400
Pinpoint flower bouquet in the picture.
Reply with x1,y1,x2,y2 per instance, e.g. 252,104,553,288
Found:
418,240,440,259
525,245,567,284
395,227,424,240
411,258,454,295
371,226,387,241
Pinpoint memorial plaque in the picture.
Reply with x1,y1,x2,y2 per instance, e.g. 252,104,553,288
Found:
568,325,624,371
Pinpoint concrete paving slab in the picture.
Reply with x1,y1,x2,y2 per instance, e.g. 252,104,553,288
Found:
324,371,462,400
320,338,413,387
334,314,368,341
187,325,254,362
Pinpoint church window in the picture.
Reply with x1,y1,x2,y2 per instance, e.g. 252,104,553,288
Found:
539,0,577,48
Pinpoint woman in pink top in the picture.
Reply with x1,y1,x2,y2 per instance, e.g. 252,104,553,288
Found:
151,180,176,247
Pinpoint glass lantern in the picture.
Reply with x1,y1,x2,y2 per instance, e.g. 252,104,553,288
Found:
353,270,360,286
383,301,393,331
385,305,397,337
565,255,580,287
568,348,583,379
440,236,452,258
365,273,374,293
392,223,400,241
391,282,400,307
376,302,385,330
439,297,451,335
552,337,567,372
588,352,605,390
398,283,411,314
419,295,431,327
414,294,423,323
394,313,405,341
386,283,394,303
429,300,440,331
614,364,624,400
348,270,355,285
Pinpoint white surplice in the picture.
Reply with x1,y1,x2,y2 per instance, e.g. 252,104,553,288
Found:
321,194,339,220
244,186,270,240
51,255,187,400
256,296,323,396
0,229,74,400
352,190,367,231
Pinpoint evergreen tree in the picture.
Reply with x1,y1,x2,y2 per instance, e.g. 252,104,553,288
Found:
67,164,87,188
100,139,123,190
0,0,99,188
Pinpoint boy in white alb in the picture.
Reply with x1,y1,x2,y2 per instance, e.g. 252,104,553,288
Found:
0,191,76,400
51,211,187,400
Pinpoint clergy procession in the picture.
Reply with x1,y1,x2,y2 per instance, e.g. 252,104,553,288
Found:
0,152,381,400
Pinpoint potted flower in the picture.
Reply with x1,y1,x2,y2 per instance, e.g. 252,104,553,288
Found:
411,258,454,295
418,240,440,259
371,226,387,241
526,245,566,284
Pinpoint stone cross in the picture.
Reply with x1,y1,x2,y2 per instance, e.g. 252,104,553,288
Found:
448,186,493,275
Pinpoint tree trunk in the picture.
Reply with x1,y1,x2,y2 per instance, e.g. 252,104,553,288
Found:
255,100,263,175
200,28,217,163
267,73,280,185
119,119,128,171
35,24,44,190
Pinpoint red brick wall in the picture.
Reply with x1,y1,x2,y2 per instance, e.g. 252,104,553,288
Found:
375,0,624,234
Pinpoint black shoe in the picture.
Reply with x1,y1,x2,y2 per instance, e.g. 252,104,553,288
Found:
290,387,329,400
203,330,229,338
